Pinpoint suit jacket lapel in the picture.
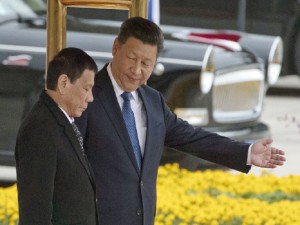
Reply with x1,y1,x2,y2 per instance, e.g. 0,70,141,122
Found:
64,125,95,183
94,67,141,175
41,92,96,185
137,87,157,171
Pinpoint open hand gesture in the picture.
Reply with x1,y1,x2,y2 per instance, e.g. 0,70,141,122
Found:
251,138,286,168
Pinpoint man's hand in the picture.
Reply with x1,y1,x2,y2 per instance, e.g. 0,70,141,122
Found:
251,138,286,168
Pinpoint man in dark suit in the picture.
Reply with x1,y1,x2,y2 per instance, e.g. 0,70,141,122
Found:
15,47,98,225
75,17,286,225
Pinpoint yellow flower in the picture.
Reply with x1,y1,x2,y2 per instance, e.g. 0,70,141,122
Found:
1,165,300,225
155,163,300,225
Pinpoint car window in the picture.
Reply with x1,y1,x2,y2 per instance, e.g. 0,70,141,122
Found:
2,0,37,17
0,96,26,151
68,7,127,21
0,0,46,23
0,2,17,22
23,0,46,14
160,0,239,28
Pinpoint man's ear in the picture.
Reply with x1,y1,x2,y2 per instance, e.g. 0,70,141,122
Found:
112,38,119,56
57,74,69,94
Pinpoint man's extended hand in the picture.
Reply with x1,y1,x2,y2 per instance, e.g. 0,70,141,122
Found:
251,138,286,168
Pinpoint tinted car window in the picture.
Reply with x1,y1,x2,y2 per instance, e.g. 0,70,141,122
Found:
0,96,26,150
159,0,296,35
160,0,239,28
1,0,38,18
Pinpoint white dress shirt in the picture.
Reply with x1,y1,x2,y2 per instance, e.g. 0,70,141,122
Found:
107,63,147,156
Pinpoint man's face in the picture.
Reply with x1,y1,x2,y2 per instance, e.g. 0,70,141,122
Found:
111,36,157,92
63,69,95,117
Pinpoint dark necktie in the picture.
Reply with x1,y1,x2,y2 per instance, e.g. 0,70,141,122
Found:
71,122,94,180
71,122,86,156
121,92,142,170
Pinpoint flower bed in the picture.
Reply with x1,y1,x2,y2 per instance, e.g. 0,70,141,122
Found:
0,185,18,225
156,164,300,225
1,163,300,225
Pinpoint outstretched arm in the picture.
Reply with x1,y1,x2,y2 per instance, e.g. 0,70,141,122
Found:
251,138,286,168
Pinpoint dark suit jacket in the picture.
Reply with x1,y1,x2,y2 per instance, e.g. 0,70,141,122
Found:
15,91,98,225
75,64,251,225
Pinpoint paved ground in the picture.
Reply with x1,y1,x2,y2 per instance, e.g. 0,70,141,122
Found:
231,75,300,177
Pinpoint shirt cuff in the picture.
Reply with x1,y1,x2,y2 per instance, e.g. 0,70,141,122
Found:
247,144,253,165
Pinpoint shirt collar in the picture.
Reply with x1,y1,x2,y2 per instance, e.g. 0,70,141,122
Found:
107,62,139,101
59,107,74,123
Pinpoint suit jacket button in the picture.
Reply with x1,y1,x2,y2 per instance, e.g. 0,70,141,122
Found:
140,181,144,187
136,209,142,216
